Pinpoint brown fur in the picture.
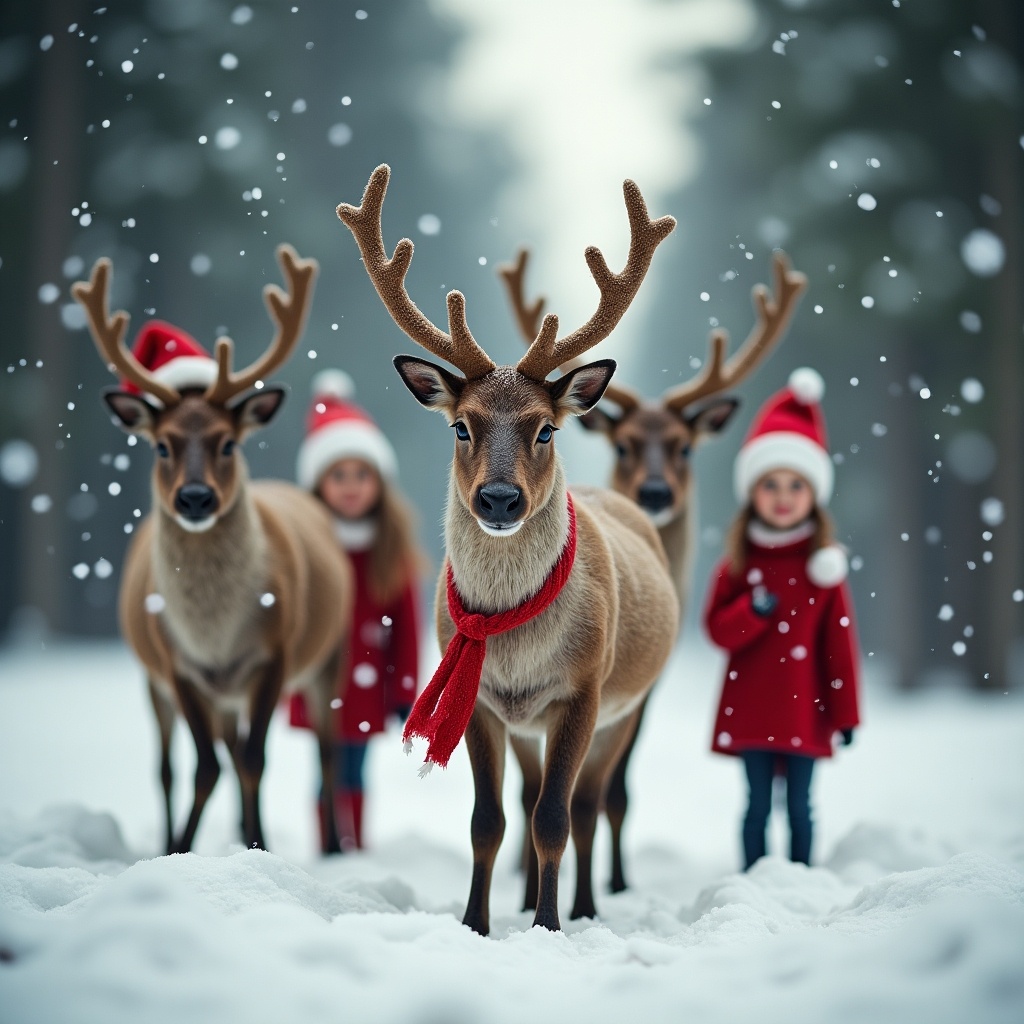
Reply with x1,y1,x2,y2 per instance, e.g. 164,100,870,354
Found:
118,400,353,854
73,247,347,854
407,367,678,934
338,164,678,932
583,398,731,608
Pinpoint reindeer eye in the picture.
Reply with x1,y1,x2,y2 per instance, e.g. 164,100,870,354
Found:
453,421,470,441
537,425,554,444
615,443,628,458
156,442,170,458
221,439,236,457
680,444,692,459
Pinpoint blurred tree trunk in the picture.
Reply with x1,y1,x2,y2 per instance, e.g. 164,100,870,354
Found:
19,0,86,636
980,0,1024,688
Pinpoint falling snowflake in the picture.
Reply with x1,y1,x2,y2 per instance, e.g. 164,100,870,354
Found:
980,498,1004,527
960,229,1005,277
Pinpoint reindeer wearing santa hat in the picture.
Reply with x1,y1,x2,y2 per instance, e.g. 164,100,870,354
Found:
72,246,353,854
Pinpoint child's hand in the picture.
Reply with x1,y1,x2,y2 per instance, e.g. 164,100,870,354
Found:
750,586,778,617
840,728,854,746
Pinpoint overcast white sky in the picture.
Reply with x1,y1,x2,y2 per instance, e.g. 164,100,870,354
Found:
432,0,755,376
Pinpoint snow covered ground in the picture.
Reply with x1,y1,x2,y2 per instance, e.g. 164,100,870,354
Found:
1,638,1022,1023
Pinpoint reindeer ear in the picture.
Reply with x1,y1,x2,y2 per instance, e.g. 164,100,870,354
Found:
686,396,740,437
577,406,619,435
393,355,464,413
232,385,287,438
103,389,159,437
548,359,616,417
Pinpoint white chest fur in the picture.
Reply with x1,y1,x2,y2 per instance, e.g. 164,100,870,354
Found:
153,502,271,691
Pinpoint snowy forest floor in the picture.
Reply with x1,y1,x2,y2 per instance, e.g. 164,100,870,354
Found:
1,638,1023,1023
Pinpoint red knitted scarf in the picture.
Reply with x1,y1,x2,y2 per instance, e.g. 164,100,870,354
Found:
402,495,578,773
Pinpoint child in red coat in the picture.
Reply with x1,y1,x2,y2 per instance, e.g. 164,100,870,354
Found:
703,367,860,870
289,370,425,850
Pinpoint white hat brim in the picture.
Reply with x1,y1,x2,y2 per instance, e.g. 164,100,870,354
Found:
297,420,398,489
734,431,834,506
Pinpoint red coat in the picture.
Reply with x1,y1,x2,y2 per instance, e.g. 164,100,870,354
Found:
290,548,420,741
703,531,860,759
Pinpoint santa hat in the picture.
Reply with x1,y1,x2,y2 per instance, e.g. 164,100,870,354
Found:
123,320,218,400
734,367,834,506
296,369,397,489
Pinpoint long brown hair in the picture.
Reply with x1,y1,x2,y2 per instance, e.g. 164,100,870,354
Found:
366,480,429,605
724,503,835,576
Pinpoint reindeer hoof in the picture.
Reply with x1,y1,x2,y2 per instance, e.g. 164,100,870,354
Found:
531,909,561,932
462,913,490,937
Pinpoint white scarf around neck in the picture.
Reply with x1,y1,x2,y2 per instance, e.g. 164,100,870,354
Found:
334,516,378,552
747,518,815,549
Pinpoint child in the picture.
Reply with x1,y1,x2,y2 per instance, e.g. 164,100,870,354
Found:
703,367,860,870
289,369,424,850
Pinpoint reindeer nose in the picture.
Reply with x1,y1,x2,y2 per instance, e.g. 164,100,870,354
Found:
475,482,522,525
637,478,673,515
175,483,219,521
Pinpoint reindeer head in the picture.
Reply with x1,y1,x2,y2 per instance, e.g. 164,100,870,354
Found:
499,249,806,527
337,165,674,537
73,245,317,532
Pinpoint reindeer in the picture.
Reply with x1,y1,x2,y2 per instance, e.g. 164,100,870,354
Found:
500,248,807,891
72,245,353,855
335,164,678,934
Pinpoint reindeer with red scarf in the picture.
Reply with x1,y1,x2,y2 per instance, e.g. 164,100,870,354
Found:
72,246,352,854
500,248,806,892
336,165,678,933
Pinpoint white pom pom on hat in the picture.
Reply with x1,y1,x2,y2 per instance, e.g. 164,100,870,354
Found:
311,368,355,400
788,366,825,404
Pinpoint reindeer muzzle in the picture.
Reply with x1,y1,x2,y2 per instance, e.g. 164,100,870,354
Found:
174,483,219,523
474,481,523,533
637,477,673,515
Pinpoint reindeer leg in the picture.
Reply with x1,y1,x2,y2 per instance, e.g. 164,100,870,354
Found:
570,710,639,920
510,734,542,911
147,677,176,855
532,691,599,932
306,647,344,855
170,678,220,854
237,655,286,851
221,711,251,844
605,694,649,893
462,704,507,937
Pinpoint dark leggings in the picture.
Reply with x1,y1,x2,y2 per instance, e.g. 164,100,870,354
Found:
332,741,368,794
740,751,815,869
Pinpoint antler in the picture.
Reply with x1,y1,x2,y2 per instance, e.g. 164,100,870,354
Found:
72,259,181,407
515,180,676,382
499,247,642,414
336,164,496,380
204,243,318,405
498,248,546,342
663,251,807,413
